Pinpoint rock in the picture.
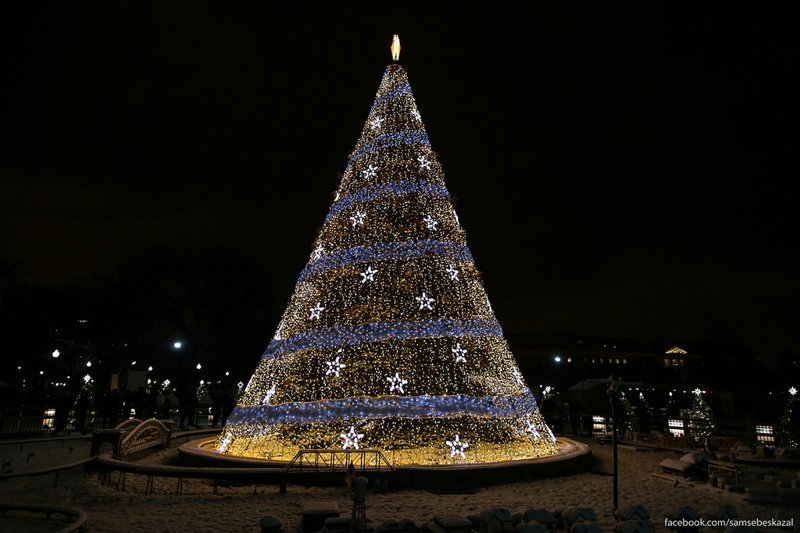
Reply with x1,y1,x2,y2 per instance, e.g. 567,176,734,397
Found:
260,515,282,533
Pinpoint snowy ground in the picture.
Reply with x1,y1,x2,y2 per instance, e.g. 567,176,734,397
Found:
0,437,796,532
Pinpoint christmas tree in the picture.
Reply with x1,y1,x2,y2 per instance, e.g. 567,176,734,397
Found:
217,37,558,465
687,388,715,440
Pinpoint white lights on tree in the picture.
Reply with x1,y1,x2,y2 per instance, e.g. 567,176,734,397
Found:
360,266,378,283
369,117,384,130
526,421,541,439
546,425,557,443
415,292,434,310
387,372,408,394
311,246,324,261
362,164,378,179
411,108,421,121
309,302,325,320
445,434,469,458
417,155,432,170
262,385,276,405
326,354,346,377
341,426,364,450
83,374,92,384
445,265,459,280
512,368,523,386
422,215,438,230
349,210,366,227
451,343,467,363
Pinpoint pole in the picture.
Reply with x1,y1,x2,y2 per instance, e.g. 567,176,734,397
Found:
611,389,618,512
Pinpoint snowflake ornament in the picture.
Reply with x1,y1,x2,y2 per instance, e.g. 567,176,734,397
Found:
341,426,364,450
326,354,346,377
411,109,421,122
416,292,434,310
790,386,798,396
311,246,324,261
360,266,378,283
451,343,467,363
422,215,438,230
445,265,459,280
262,385,276,405
525,421,541,439
417,155,432,170
369,117,384,130
309,302,325,320
362,164,378,179
387,372,408,394
512,368,524,386
446,435,469,459
350,210,366,227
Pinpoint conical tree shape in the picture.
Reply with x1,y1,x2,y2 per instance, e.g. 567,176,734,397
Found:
217,62,558,465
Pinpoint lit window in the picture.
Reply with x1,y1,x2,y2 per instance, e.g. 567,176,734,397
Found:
567,357,572,363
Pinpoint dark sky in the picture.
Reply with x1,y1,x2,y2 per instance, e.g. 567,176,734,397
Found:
1,3,797,360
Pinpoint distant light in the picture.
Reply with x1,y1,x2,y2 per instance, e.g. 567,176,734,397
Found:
225,371,230,376
173,341,183,349
17,366,22,370
692,388,701,396
131,360,137,365
39,370,44,375
148,365,153,372
196,363,202,370
86,361,92,367
790,386,798,396
669,392,673,397
200,379,205,385
52,349,60,358
554,355,562,363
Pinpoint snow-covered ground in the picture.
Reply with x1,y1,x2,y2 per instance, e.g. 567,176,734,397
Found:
0,437,795,532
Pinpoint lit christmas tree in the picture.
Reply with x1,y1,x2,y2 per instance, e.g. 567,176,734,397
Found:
687,388,715,439
216,36,558,465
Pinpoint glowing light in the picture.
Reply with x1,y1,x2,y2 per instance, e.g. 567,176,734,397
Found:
325,354,346,377
52,349,60,358
387,372,408,394
451,343,467,363
309,302,325,320
554,355,562,363
360,266,378,283
341,426,364,449
225,371,230,376
391,34,401,62
83,374,91,383
446,435,469,459
790,387,797,396
86,361,92,367
415,292,434,310
173,341,183,349
196,363,202,370
148,366,153,371
693,388,702,396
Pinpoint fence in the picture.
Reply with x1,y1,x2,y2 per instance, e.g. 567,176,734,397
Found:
0,406,217,438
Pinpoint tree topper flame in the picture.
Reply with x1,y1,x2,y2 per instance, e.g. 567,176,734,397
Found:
391,34,401,62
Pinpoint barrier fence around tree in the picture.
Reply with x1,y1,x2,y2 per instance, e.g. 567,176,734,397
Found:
2,405,795,451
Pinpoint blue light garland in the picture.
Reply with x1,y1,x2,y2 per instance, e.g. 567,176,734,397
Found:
325,180,450,224
262,317,503,359
299,239,472,282
227,391,539,426
369,82,412,113
347,131,430,168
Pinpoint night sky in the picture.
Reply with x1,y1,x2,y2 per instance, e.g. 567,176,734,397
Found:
1,3,797,362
